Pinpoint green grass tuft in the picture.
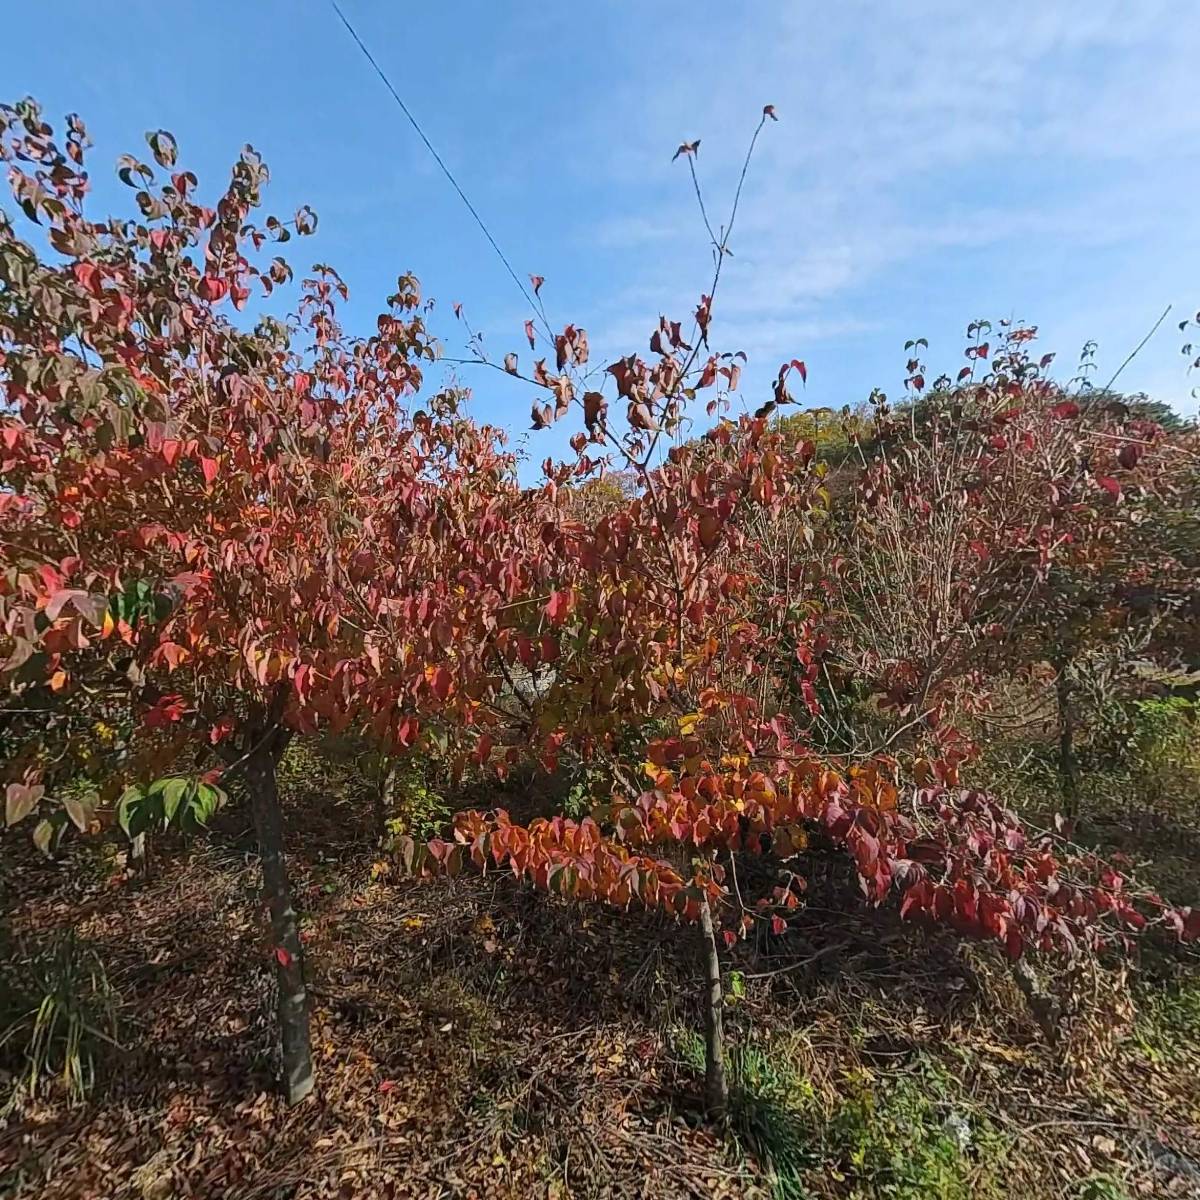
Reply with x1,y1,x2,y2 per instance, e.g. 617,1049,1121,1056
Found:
0,929,121,1110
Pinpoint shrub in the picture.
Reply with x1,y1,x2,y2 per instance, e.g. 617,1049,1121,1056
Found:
1127,697,1200,812
382,762,451,842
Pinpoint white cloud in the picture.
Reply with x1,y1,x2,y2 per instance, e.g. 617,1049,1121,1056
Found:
564,0,1200,404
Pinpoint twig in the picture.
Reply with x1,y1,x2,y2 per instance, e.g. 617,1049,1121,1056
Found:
742,940,851,980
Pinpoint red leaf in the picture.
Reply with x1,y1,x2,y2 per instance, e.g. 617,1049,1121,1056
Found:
583,391,606,432
274,946,293,968
545,589,573,626
1181,908,1200,942
1050,400,1080,420
144,694,187,729
197,275,228,303
698,513,721,549
722,930,738,949
200,456,218,485
473,733,494,767
209,715,236,745
293,662,312,698
1117,443,1141,470
429,666,453,701
1097,476,1122,499
530,275,544,296
73,262,103,295
900,879,931,920
155,641,188,671
524,319,536,349
1004,928,1023,961
763,104,778,121
770,916,787,936
161,440,183,467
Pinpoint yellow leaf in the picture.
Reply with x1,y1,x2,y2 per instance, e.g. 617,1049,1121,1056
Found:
678,712,702,736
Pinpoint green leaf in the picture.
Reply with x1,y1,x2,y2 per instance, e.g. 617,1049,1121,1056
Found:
188,782,226,827
116,784,145,837
160,777,192,824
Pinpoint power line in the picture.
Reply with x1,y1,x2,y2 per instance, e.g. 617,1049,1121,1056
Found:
328,0,546,331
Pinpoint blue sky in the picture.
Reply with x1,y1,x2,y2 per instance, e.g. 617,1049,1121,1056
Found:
7,1,1200,465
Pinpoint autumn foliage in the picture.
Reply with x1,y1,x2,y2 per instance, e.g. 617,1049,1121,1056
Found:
2,98,1198,1107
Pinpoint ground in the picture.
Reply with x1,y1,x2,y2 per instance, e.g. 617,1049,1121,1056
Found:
1,753,1199,1200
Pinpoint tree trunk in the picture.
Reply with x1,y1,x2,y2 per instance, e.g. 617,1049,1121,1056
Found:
1056,658,1080,817
1010,956,1062,1048
245,730,314,1105
698,894,728,1122
375,758,399,846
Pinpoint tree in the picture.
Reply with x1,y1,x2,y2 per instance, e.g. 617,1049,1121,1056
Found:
5,98,1197,1121
815,322,1188,796
394,125,1200,1110
0,100,447,1102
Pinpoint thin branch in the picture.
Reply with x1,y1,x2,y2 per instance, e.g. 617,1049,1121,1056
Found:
1102,304,1171,393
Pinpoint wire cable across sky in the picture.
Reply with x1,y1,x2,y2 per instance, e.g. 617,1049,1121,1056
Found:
328,0,546,332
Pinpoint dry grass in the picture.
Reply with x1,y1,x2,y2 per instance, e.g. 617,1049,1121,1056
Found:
1,773,1198,1199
